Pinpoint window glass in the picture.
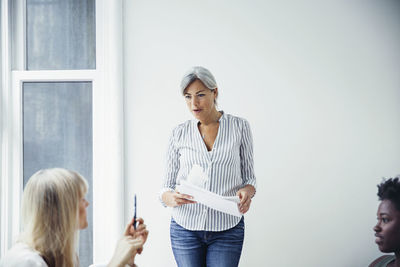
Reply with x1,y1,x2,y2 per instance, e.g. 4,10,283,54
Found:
23,82,93,267
26,0,96,70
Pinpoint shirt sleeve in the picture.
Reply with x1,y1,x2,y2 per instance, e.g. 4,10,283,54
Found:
0,249,48,267
15,258,47,267
240,119,257,194
159,127,181,207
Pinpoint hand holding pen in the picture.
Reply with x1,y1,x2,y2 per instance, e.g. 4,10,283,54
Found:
128,195,149,254
133,194,137,230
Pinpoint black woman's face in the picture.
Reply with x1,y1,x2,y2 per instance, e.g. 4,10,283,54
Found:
374,199,400,253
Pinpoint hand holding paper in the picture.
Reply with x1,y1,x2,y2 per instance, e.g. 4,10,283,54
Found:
176,165,242,217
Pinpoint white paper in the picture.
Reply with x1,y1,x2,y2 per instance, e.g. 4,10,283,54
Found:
185,164,208,187
176,165,242,217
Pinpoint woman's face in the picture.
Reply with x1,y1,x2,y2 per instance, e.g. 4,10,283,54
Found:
184,79,217,121
374,199,400,253
78,196,89,229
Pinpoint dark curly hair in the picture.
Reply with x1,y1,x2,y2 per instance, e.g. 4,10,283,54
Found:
377,177,400,211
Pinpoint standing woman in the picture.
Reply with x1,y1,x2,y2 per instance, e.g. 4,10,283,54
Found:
160,66,256,267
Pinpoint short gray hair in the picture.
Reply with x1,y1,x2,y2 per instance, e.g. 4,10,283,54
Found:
180,66,218,95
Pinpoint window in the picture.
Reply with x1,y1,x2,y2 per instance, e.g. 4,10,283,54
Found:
26,0,96,70
23,81,94,266
1,0,125,264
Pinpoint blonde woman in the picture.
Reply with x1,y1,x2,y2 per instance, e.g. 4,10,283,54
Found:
0,168,148,267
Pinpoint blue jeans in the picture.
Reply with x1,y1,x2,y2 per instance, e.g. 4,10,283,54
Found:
170,218,245,267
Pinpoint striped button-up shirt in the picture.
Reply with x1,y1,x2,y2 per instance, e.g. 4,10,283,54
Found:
160,111,256,231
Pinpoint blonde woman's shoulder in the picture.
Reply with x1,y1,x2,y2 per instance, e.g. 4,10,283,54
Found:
0,242,47,267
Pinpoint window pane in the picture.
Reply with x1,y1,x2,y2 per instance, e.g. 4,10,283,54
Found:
23,82,93,267
26,0,96,70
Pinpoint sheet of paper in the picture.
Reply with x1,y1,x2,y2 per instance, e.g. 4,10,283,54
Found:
184,164,208,187
177,180,242,217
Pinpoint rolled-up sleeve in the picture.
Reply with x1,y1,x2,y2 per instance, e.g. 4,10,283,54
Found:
240,120,257,193
159,127,180,207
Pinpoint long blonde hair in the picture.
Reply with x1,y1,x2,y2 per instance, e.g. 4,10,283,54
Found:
20,168,88,267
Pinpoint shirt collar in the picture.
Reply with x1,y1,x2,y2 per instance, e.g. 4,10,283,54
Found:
192,110,225,124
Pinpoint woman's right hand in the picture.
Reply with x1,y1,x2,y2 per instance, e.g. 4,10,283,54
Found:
162,191,196,207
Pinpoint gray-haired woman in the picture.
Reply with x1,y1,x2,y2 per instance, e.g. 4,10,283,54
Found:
160,66,257,267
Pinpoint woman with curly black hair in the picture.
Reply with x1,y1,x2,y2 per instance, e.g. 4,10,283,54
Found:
369,177,400,267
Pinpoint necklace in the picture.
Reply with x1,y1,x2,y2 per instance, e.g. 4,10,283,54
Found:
200,112,222,140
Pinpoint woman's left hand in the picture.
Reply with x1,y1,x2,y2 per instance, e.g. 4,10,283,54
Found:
108,235,143,267
127,217,149,254
236,185,255,214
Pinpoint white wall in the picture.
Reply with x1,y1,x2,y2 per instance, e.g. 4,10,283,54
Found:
123,1,400,266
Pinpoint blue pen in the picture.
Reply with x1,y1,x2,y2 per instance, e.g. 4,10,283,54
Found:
133,194,137,229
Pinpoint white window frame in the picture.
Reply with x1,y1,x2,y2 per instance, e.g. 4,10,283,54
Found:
0,0,125,263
